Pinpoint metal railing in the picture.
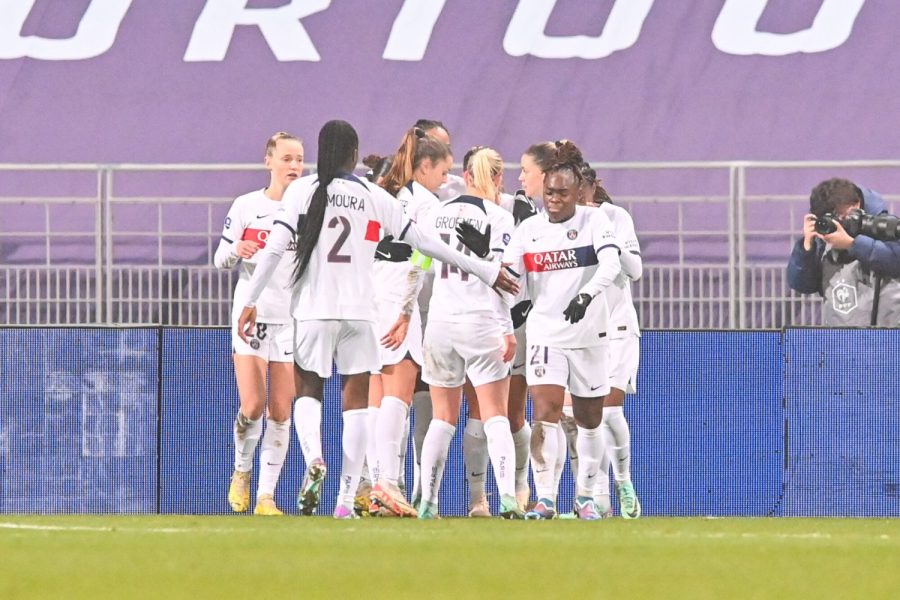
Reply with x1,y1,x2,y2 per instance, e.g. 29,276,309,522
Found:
3,161,899,328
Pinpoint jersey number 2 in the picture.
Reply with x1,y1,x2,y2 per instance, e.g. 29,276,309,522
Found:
327,216,352,263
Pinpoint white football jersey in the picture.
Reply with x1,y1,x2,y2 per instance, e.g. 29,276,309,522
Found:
213,189,294,324
242,173,500,323
600,203,641,339
373,181,439,304
503,206,620,348
421,195,515,332
436,173,466,202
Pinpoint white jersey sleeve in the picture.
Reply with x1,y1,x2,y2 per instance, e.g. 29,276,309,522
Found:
214,189,294,324
602,203,642,338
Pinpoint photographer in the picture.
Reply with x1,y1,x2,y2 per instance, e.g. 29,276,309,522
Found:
787,178,900,326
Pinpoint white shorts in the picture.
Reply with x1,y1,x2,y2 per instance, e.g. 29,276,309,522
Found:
374,299,424,367
422,320,509,389
294,320,380,379
609,335,639,394
510,326,527,377
525,342,610,398
232,320,293,362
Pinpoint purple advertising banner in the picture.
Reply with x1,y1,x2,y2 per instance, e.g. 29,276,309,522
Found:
1,0,898,166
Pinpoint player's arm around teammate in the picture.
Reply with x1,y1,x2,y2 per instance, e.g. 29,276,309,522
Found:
214,132,303,516
416,148,523,519
236,120,518,519
503,142,621,521
366,128,454,516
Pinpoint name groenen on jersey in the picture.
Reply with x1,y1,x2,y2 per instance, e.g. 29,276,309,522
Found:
433,215,485,230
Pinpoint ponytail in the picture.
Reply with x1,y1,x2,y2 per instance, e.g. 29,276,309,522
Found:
293,120,358,283
466,147,503,202
381,126,452,196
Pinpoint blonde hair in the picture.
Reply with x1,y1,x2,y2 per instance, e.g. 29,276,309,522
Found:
466,147,503,201
265,131,302,156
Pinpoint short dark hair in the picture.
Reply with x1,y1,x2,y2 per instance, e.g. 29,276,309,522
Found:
414,119,448,136
809,178,864,217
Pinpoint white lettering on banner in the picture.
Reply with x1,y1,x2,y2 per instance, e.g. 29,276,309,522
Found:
0,0,870,62
712,0,867,56
503,0,655,59
0,0,132,60
383,0,447,61
184,0,331,62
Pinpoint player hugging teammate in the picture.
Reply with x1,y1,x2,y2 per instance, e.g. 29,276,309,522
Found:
219,123,642,521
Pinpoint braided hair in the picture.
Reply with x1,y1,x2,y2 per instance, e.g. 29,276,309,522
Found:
544,140,585,184
293,120,358,283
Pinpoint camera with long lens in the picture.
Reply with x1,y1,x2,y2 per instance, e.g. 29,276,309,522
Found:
814,209,900,241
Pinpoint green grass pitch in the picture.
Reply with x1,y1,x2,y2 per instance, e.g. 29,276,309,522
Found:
1,516,898,599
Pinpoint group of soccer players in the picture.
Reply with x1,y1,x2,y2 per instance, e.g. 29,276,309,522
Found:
214,118,642,520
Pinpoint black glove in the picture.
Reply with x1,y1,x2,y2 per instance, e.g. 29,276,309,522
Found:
511,300,533,329
374,235,413,262
455,221,492,258
563,293,593,324
512,190,537,225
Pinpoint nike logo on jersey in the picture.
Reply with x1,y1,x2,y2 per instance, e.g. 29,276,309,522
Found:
284,351,293,356
256,214,272,219
590,384,604,391
512,363,525,370
470,472,485,478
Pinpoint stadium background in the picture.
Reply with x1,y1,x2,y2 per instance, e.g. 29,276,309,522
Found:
1,1,898,518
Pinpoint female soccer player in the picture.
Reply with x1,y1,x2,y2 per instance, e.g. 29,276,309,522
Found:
416,147,522,519
236,120,517,519
366,127,453,516
214,131,303,516
501,141,621,520
580,164,643,519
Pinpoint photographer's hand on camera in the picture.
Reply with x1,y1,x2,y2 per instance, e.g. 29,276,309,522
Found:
819,218,854,251
802,214,818,251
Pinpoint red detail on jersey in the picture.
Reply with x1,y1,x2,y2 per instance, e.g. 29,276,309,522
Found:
241,228,269,248
365,220,381,242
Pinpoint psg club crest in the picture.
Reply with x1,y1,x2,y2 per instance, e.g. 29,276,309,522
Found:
567,229,578,240
250,339,260,350
534,366,545,378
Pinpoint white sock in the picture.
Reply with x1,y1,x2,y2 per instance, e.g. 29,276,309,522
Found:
530,421,559,502
560,407,579,488
337,408,368,509
464,418,488,504
484,416,516,498
294,396,323,464
552,419,567,496
398,413,410,491
257,417,290,498
601,406,632,484
512,422,531,496
233,411,262,472
366,406,380,483
412,390,432,500
419,419,456,507
376,396,409,486
594,447,612,510
575,424,604,498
